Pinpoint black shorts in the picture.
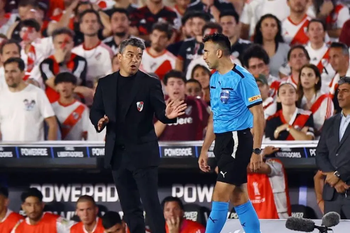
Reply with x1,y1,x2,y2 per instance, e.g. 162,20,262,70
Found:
214,129,253,186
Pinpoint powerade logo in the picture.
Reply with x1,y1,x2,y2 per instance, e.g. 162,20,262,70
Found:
19,147,49,157
162,147,195,157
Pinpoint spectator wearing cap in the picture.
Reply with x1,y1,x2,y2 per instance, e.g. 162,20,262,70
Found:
265,81,315,140
316,77,350,218
0,186,24,233
51,72,90,141
255,74,277,119
0,57,57,142
40,28,89,104
102,211,129,233
297,64,334,137
11,188,74,233
162,196,205,233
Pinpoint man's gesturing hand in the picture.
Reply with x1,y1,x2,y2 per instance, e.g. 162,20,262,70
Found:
98,115,109,131
165,100,187,119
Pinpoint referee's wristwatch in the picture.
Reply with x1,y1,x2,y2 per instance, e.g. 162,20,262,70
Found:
253,148,262,155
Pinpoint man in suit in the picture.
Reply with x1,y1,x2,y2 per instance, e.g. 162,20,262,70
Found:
90,37,187,233
316,77,350,218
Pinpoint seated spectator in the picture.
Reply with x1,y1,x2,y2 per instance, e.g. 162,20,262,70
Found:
140,22,176,81
256,74,277,119
220,10,250,65
72,9,113,87
129,0,178,42
247,146,291,219
305,19,335,88
185,79,203,99
282,45,310,85
70,195,104,233
254,14,290,78
52,73,89,141
325,1,350,39
12,188,74,233
297,64,334,137
154,70,209,141
242,44,280,98
282,0,310,46
0,40,21,91
48,1,111,46
40,27,89,104
190,64,210,104
176,12,210,73
0,186,24,233
265,81,315,140
103,8,134,55
0,58,57,142
162,196,205,233
101,211,129,233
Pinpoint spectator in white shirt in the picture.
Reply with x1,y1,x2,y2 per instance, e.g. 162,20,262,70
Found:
0,57,57,141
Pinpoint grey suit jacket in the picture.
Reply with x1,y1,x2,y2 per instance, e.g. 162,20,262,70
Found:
316,113,350,200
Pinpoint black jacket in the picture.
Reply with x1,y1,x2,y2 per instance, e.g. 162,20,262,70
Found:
90,71,176,168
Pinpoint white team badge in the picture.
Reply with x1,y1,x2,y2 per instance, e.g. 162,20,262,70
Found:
136,101,144,112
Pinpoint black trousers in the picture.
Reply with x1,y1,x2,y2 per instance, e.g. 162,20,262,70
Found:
325,191,350,219
111,150,165,233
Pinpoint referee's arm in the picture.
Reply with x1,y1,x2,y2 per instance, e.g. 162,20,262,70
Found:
249,104,265,149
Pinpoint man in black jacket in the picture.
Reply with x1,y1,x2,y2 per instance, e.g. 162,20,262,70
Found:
90,38,186,233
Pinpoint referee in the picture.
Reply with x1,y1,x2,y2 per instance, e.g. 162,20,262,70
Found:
198,33,264,233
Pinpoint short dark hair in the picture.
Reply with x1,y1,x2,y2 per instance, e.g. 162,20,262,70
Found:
19,19,41,32
119,37,145,54
110,8,129,20
189,11,211,22
203,33,231,56
102,211,122,229
287,45,311,61
219,10,239,24
0,40,21,55
181,11,193,25
52,27,75,40
161,196,184,211
0,186,9,198
242,44,270,67
307,19,326,31
79,9,100,24
330,42,349,56
54,72,78,86
186,79,202,89
76,195,96,206
152,22,173,40
18,0,38,8
163,70,186,85
4,57,25,71
202,22,223,36
21,188,43,203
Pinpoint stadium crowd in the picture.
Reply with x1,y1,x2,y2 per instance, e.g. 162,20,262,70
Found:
1,0,350,231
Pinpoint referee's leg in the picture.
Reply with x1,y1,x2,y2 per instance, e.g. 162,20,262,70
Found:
205,130,260,233
133,166,166,233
